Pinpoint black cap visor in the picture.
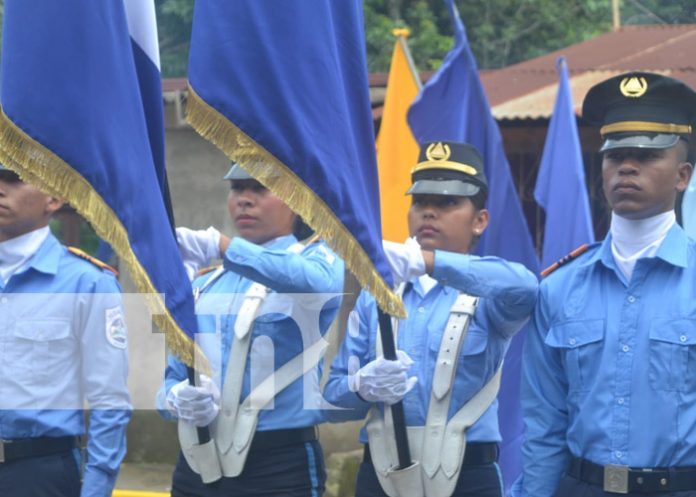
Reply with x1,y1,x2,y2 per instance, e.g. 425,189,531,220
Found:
600,133,681,152
406,179,481,196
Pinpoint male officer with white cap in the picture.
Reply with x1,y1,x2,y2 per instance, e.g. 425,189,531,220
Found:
519,72,696,496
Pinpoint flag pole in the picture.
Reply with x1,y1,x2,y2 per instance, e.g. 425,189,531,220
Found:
377,309,413,469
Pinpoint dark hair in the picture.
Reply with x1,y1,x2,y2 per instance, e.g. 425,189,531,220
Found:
469,189,488,211
292,216,314,240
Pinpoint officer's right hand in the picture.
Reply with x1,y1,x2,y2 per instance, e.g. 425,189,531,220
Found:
348,351,417,405
175,226,222,280
382,238,426,284
166,375,220,427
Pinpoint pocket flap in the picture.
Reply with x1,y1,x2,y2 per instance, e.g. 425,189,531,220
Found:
545,320,604,349
650,318,696,345
14,320,71,341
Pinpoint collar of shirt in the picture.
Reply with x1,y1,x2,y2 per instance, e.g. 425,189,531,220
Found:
610,210,675,257
260,234,297,250
0,226,51,285
581,222,689,274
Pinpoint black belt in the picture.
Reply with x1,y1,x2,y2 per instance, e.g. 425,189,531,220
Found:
363,442,498,467
569,457,696,494
250,427,317,452
0,437,77,463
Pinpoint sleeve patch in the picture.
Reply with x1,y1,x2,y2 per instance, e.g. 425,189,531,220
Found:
105,307,128,349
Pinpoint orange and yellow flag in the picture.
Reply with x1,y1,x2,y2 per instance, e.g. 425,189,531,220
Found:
376,29,421,242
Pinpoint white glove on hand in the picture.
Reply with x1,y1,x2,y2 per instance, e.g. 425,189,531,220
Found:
349,350,417,405
382,238,426,284
176,227,221,280
166,374,221,427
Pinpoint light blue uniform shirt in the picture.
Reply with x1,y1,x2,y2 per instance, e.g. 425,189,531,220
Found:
324,251,537,443
0,233,131,497
519,224,696,497
164,235,344,430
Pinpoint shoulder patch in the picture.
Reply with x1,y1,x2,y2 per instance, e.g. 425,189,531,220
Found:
541,244,590,278
67,247,118,276
196,265,221,277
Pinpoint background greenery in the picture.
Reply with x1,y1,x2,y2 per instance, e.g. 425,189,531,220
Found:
155,0,696,78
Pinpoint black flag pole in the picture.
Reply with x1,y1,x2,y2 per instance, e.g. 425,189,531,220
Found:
377,308,413,469
162,171,211,446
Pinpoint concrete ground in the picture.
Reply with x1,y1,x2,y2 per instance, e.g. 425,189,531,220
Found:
116,463,174,493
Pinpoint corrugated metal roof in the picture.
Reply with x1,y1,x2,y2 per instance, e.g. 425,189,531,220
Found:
484,24,696,119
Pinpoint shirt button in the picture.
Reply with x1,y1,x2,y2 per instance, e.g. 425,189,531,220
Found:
681,335,688,343
617,398,625,405
616,451,623,458
622,345,630,353
569,338,577,346
627,295,636,303
418,307,426,313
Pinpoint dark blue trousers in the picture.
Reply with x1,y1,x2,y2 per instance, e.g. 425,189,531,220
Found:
0,452,80,497
554,475,696,497
171,440,326,497
355,456,504,497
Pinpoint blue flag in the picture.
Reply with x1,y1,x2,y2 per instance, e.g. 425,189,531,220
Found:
407,0,539,491
186,1,404,317
535,58,594,268
0,0,199,365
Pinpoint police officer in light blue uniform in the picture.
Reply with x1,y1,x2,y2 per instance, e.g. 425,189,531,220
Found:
519,73,696,497
0,165,131,497
163,163,344,497
324,142,538,497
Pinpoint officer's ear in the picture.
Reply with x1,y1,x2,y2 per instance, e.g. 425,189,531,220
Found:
45,196,64,216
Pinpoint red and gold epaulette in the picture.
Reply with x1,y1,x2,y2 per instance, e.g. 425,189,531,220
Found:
67,247,119,276
196,265,221,277
540,244,590,278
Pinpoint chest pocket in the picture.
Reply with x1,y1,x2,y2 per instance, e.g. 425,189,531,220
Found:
11,320,73,385
545,319,604,392
649,318,696,392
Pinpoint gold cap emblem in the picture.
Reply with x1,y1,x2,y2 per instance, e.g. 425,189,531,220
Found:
620,76,648,98
425,142,451,162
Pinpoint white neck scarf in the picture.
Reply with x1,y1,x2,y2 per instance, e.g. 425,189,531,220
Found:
610,210,675,280
0,226,50,285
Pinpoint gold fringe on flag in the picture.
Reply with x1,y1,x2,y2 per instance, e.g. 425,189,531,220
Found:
186,83,406,318
0,107,206,370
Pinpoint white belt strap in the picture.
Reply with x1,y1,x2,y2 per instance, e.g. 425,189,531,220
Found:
439,365,502,479
422,294,478,478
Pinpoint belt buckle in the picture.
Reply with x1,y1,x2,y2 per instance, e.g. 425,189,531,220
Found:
604,464,629,494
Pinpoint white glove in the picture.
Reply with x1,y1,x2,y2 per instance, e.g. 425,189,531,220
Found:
382,237,426,284
349,350,417,405
166,375,220,427
176,226,221,280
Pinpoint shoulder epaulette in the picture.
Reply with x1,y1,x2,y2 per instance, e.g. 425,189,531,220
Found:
67,247,119,276
540,244,590,278
196,265,222,277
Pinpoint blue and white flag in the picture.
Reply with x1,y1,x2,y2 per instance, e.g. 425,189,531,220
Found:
535,57,594,268
407,0,539,491
0,0,199,365
186,1,404,317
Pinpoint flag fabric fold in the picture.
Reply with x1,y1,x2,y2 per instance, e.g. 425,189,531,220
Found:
0,0,199,366
376,30,422,243
186,1,404,317
535,57,594,268
407,0,539,491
